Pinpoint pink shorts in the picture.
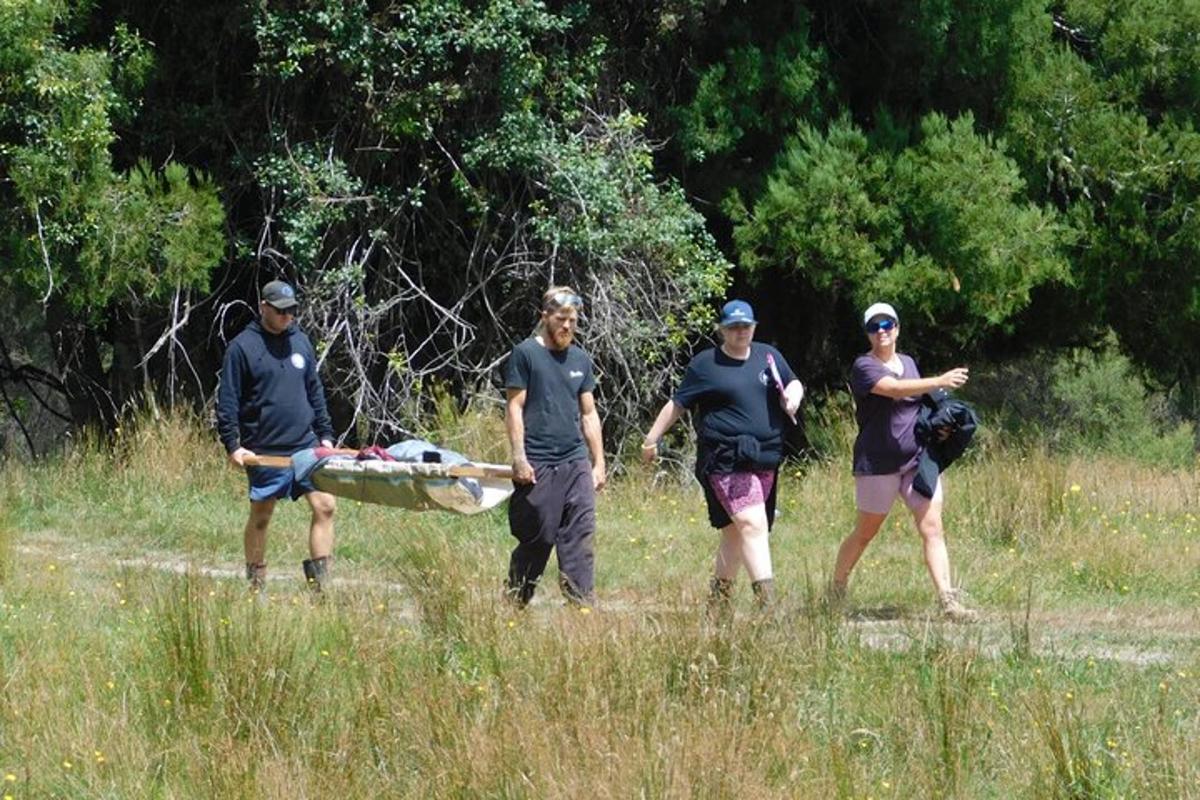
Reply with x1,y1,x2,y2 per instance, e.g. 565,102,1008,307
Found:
854,468,942,515
707,470,776,518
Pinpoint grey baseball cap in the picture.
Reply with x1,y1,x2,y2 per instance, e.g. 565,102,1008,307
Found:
261,280,298,310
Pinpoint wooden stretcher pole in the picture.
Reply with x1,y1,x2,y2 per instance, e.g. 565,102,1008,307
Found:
242,454,291,469
449,464,514,479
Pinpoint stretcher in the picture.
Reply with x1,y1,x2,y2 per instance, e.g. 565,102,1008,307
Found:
244,445,514,515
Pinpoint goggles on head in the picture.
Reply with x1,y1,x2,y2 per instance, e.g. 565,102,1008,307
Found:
545,292,584,311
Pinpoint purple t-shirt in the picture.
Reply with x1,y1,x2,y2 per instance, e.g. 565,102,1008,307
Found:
850,353,922,475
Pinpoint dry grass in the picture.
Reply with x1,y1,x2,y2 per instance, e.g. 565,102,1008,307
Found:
0,412,1198,797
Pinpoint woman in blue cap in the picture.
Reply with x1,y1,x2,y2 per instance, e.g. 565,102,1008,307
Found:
829,302,977,621
641,300,804,611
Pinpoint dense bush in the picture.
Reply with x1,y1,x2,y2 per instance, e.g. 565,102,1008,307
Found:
4,1,1200,456
967,343,1194,467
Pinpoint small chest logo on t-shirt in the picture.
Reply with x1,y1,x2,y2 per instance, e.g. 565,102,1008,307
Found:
758,369,769,386
568,369,584,379
291,353,306,370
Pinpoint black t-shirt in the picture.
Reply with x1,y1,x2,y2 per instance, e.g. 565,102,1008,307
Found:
505,338,596,465
673,342,796,448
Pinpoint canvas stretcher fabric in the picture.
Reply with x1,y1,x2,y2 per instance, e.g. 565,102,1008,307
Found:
288,440,513,514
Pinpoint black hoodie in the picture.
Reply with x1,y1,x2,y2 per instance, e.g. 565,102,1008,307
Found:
216,319,333,455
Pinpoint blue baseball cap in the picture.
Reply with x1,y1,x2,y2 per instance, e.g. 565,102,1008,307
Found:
719,299,757,327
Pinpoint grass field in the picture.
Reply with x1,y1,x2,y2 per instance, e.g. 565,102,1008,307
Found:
0,414,1198,798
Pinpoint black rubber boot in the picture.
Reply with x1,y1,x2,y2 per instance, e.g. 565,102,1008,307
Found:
302,556,330,594
245,562,268,594
751,578,775,610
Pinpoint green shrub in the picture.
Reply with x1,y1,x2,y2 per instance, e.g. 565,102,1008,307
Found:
967,342,1195,467
798,391,858,462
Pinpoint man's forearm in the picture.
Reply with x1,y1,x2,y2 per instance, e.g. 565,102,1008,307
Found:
506,409,527,462
582,410,605,466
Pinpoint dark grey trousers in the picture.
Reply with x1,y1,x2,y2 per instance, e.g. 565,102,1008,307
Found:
506,458,596,605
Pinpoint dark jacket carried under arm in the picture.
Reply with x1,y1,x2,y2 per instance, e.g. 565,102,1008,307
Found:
216,319,333,455
912,389,979,499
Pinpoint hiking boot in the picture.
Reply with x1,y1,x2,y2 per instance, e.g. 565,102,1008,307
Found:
706,576,735,621
751,578,775,610
824,580,849,613
302,556,331,594
939,588,979,623
504,577,538,609
558,574,596,610
246,562,268,594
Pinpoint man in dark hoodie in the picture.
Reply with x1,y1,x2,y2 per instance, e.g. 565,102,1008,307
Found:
217,280,336,595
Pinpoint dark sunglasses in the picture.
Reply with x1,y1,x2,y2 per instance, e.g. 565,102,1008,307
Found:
865,318,896,333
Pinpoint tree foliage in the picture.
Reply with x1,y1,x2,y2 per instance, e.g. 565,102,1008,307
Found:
733,112,1069,362
1002,0,1200,441
0,1,224,437
239,0,731,442
2,0,1200,455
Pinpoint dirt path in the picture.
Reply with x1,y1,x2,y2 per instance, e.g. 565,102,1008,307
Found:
12,532,1198,668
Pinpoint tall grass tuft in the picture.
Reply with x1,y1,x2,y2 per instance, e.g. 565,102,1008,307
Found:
153,570,216,709
913,646,983,797
419,385,510,464
0,479,13,583
387,530,476,642
1006,580,1036,662
1027,688,1122,798
149,570,321,744
957,447,1069,548
1140,694,1195,796
209,597,319,744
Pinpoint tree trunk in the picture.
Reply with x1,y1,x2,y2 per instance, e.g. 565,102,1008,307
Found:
1180,364,1200,455
1192,377,1200,456
44,300,115,434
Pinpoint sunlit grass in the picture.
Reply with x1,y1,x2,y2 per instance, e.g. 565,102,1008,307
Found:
0,412,1197,797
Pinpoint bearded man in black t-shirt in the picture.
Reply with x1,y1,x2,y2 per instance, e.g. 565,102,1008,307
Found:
503,286,607,607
